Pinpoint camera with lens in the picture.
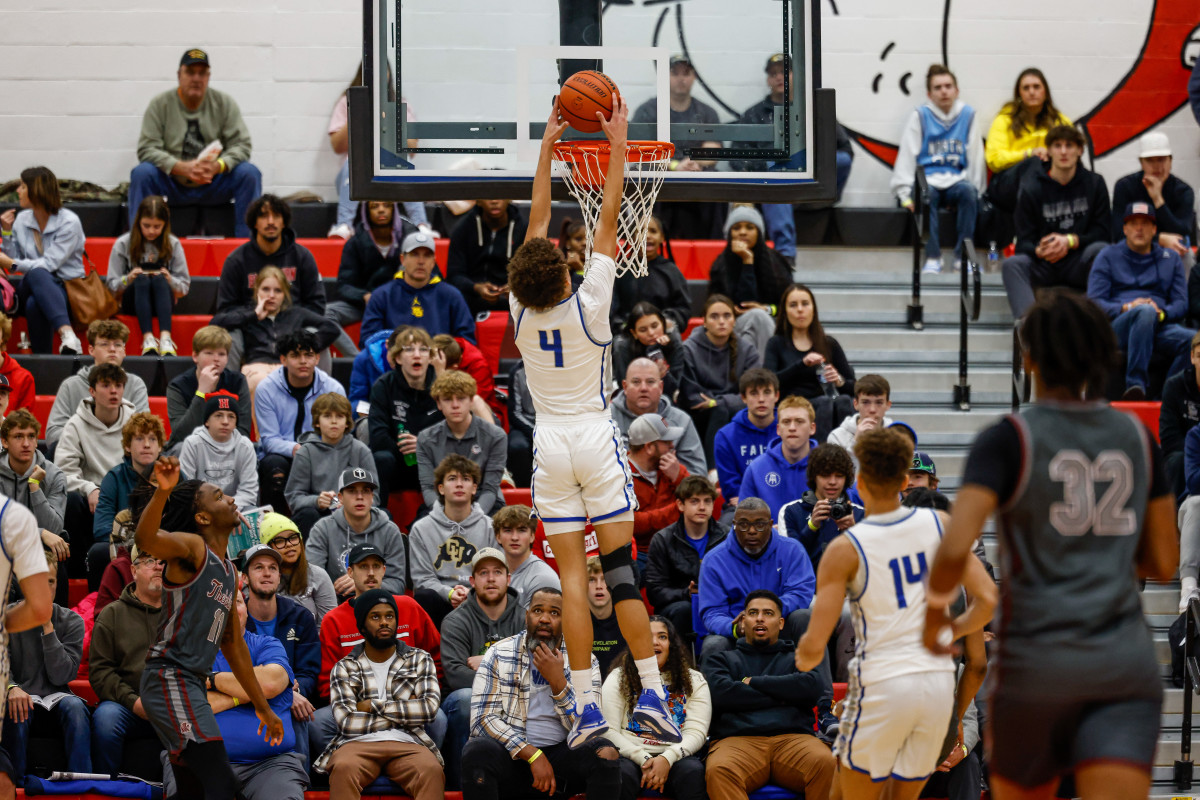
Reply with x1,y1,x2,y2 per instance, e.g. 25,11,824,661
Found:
827,500,849,520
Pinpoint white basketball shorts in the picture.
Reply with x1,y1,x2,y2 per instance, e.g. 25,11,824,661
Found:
835,670,955,781
531,413,636,535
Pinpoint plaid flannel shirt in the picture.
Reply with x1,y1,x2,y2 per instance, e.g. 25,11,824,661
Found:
313,641,443,773
469,630,601,758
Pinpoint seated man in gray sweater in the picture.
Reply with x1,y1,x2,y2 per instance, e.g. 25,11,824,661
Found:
408,454,495,628
492,504,559,606
416,371,506,515
438,547,525,790
2,550,90,785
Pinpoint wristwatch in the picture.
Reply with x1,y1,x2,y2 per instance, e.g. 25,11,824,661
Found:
206,672,217,691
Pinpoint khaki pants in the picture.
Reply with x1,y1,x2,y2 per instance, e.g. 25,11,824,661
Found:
327,739,444,800
706,734,836,800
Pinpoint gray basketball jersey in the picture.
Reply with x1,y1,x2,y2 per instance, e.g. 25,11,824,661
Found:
146,548,238,675
996,403,1160,698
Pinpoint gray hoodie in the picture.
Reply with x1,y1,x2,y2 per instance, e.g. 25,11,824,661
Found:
677,326,761,413
307,507,406,597
826,412,896,464
507,554,561,607
610,392,707,477
10,604,84,698
408,503,495,596
0,451,66,534
46,365,150,445
440,587,525,691
55,398,137,496
178,427,259,512
106,232,191,296
284,431,379,513
415,417,508,512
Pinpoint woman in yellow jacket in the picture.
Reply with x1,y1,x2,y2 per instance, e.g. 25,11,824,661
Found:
985,68,1072,212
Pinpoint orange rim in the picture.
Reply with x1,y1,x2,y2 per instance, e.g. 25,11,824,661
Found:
553,141,675,188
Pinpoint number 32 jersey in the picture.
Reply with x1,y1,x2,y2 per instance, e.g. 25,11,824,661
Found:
844,507,955,686
511,253,616,419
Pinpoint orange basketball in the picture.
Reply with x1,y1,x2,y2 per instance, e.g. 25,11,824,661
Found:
559,71,619,133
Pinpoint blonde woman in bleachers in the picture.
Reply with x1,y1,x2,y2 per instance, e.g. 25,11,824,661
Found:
107,196,190,356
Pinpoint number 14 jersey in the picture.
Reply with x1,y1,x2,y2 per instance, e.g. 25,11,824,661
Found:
844,507,955,686
511,253,616,419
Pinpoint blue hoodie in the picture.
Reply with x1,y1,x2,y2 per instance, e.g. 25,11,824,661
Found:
713,409,777,499
1086,241,1186,321
698,531,815,637
254,367,347,459
244,594,320,701
739,438,818,519
349,329,391,411
359,272,476,346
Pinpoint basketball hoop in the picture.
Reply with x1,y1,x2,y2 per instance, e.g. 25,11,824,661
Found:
552,141,674,278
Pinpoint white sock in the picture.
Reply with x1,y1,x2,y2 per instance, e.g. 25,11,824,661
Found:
635,655,664,696
570,669,594,709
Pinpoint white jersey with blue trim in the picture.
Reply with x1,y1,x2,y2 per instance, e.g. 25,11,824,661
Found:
844,506,955,685
511,252,616,418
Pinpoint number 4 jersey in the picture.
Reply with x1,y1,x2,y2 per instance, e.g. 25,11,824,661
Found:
844,506,955,686
146,546,238,674
962,403,1166,697
511,252,616,419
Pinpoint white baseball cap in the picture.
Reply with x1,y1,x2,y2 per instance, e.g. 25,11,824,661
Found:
1138,131,1171,159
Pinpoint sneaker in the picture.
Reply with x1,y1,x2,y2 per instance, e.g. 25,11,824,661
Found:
1121,385,1146,402
500,469,515,489
158,332,177,356
922,257,942,274
327,223,354,240
566,702,609,750
142,333,159,355
631,689,682,744
59,330,82,355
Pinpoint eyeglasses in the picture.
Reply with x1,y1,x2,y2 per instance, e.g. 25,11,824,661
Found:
400,346,431,355
134,557,165,567
270,533,302,549
734,519,771,532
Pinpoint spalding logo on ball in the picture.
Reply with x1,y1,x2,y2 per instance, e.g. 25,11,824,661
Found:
559,70,620,134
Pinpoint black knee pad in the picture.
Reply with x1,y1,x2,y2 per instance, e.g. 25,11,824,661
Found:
598,545,640,604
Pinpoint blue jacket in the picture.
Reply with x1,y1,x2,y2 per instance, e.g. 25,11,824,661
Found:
698,531,815,637
254,367,347,459
738,439,817,519
359,273,475,346
211,632,295,762
713,410,777,500
1087,242,1186,322
349,329,391,411
94,458,188,541
0,208,85,280
244,594,320,701
778,493,865,568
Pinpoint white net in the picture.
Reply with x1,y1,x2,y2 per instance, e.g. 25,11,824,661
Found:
552,142,674,278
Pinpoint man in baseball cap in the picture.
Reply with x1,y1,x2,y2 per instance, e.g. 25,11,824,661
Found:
906,452,939,494
1087,197,1196,401
1110,130,1195,265
626,415,690,547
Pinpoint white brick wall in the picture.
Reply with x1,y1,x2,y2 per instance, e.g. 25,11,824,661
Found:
2,0,1198,207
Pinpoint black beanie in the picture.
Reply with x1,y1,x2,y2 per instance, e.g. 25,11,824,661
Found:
354,588,398,634
204,390,241,423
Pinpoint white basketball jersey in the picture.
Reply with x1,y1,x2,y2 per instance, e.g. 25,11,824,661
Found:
844,506,955,685
511,252,615,418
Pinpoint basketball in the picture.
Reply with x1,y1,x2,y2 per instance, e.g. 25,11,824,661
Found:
559,70,619,133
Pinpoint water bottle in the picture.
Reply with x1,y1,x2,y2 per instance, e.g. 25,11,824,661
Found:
815,362,837,399
987,241,1000,272
16,332,30,353
397,423,418,467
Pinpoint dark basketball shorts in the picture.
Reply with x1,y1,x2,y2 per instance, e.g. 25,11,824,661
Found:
140,664,224,756
989,687,1161,787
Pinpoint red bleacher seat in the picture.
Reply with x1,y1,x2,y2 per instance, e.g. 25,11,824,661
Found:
682,316,703,340
387,491,424,533
297,239,346,278
32,395,53,437
180,239,213,276
84,238,116,274
67,679,98,707
684,241,724,280
475,312,510,378
502,487,532,507
67,578,88,608
114,314,212,356
1111,401,1161,442
205,238,249,277
149,396,171,437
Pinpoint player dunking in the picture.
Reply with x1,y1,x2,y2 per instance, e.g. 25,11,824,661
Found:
795,428,996,800
505,96,680,747
133,458,285,800
925,288,1178,800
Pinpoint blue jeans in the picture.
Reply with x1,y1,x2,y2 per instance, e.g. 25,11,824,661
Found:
128,161,262,238
925,181,978,262
441,687,472,790
1110,304,1196,392
761,150,853,260
16,268,70,353
91,700,158,777
3,694,92,784
129,274,174,334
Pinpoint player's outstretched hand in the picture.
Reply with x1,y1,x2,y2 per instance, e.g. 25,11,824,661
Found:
599,94,628,147
257,707,286,746
153,456,181,492
542,97,569,148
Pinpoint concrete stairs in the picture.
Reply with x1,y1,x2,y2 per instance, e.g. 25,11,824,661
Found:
794,246,1195,798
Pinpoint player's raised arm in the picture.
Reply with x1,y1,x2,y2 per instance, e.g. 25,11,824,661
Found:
527,98,569,242
135,457,204,565
592,94,628,260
